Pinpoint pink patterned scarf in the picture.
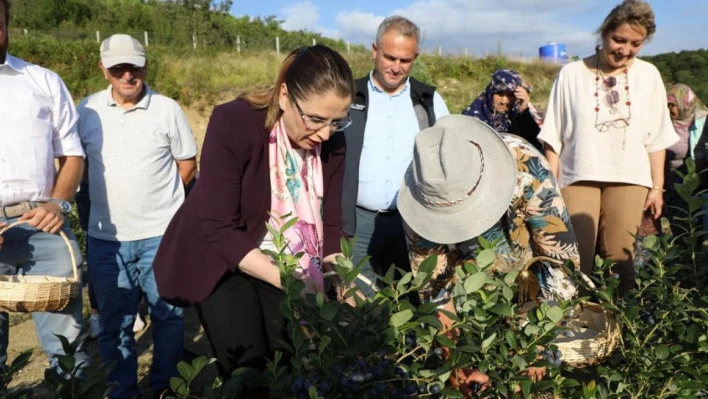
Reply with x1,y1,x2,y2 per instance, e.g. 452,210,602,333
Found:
267,119,325,291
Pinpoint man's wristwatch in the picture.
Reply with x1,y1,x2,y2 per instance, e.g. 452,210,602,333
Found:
48,199,72,214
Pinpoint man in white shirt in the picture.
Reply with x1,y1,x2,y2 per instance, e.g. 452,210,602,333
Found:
0,0,90,376
77,34,197,399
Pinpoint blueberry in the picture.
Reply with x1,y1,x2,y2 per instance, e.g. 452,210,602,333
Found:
318,380,330,392
406,383,417,394
555,350,562,359
564,331,573,338
648,317,656,326
350,372,365,383
430,384,441,394
554,358,563,367
544,349,553,358
418,385,428,394
373,366,384,377
433,347,444,357
380,359,392,368
375,382,387,393
368,387,380,397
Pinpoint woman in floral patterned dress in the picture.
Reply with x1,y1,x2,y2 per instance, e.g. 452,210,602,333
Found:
397,115,580,395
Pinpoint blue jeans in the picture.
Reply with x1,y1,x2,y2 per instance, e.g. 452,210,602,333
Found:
0,217,90,375
88,236,184,399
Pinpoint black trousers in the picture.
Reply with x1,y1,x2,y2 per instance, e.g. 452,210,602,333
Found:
196,270,289,383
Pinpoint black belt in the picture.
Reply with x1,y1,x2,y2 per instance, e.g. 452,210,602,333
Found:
0,201,46,219
356,206,399,215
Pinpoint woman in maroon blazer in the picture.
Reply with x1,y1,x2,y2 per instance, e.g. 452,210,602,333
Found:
153,45,354,381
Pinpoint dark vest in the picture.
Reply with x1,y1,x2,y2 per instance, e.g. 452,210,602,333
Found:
342,74,438,236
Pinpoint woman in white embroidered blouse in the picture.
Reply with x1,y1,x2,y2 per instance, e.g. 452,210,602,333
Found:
538,0,678,295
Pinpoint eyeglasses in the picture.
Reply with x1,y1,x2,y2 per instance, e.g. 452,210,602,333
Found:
289,93,352,132
107,64,144,76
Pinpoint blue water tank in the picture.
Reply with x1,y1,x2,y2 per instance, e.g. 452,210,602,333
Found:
539,42,568,64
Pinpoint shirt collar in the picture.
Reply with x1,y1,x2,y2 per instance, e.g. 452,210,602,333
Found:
106,83,152,110
0,54,26,74
368,70,410,97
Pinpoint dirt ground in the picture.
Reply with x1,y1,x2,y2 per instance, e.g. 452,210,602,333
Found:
5,103,218,398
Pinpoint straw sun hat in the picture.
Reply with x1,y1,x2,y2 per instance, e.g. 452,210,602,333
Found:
398,115,517,244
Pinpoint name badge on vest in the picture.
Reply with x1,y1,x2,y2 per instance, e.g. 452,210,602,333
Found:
350,104,365,111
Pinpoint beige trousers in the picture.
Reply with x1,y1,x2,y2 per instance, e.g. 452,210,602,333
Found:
561,182,649,295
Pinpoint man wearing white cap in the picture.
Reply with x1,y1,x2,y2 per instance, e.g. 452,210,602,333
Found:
397,115,580,394
77,33,197,399
0,0,90,378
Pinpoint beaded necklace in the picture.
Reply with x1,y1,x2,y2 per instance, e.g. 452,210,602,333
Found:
593,52,632,140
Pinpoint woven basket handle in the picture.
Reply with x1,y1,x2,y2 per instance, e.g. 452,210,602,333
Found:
0,220,79,282
519,255,596,290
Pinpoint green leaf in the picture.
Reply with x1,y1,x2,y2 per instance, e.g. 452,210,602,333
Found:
315,292,324,308
440,388,464,397
546,306,564,323
390,309,414,328
436,335,456,348
417,315,443,329
477,249,495,268
655,344,670,360
308,385,318,399
482,332,497,350
177,361,195,380
417,254,438,277
318,335,331,356
319,301,339,321
56,355,76,375
524,324,540,336
464,272,487,293
504,270,520,285
520,379,532,398
490,303,513,317
512,354,529,371
170,376,188,396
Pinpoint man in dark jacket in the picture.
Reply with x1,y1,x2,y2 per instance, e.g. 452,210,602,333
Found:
342,15,450,295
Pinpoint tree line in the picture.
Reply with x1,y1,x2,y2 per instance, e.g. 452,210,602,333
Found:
7,0,361,53
644,49,708,103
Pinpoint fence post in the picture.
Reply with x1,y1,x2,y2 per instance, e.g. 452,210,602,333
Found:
96,31,100,43
437,45,442,56
347,41,351,54
276,36,280,57
236,35,241,54
192,34,197,50
312,38,316,46
144,31,149,46
23,28,28,36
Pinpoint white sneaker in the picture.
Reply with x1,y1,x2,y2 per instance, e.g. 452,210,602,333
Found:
133,312,146,333
89,314,101,339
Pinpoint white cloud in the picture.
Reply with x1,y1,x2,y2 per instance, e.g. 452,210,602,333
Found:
277,0,704,57
331,0,601,58
279,1,338,39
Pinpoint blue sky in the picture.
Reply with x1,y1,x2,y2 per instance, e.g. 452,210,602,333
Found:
230,0,706,57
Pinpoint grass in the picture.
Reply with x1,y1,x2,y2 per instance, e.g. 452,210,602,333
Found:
11,36,562,115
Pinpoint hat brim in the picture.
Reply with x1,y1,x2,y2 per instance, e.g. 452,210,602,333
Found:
398,116,517,244
101,55,146,69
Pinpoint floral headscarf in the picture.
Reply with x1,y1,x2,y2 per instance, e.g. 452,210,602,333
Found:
667,83,708,137
462,69,525,133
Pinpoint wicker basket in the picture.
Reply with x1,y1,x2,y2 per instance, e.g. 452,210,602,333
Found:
517,256,621,368
0,221,80,313
551,301,620,367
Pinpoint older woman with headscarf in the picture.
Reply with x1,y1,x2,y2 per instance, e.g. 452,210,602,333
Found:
462,69,543,150
636,84,708,261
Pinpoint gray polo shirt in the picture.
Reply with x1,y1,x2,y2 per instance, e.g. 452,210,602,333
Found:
77,85,197,241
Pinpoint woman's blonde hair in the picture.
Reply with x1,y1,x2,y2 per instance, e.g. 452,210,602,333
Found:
238,45,355,131
596,0,656,41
